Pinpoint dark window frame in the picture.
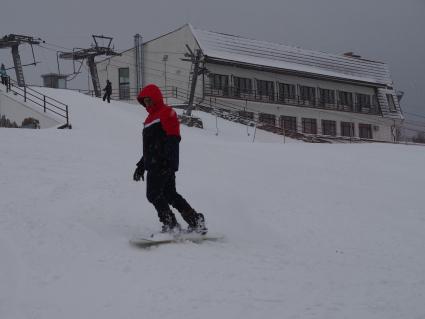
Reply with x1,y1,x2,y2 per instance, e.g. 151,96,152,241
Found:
256,79,275,100
322,120,337,136
278,82,296,101
118,67,130,100
299,85,316,104
319,88,336,105
280,116,297,133
238,110,254,120
210,73,229,94
302,118,317,134
355,93,371,112
338,91,354,109
359,123,373,139
341,121,354,137
233,76,253,97
259,113,276,126
386,94,397,112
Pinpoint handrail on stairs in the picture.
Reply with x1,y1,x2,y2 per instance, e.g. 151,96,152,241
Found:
3,76,70,128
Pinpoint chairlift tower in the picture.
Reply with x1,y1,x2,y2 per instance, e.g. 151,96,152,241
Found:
59,35,120,97
0,34,43,86
181,45,208,116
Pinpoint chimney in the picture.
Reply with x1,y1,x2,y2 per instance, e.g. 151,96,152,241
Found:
134,33,143,90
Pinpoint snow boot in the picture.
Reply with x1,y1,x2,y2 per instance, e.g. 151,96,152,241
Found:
158,208,181,233
182,209,207,235
161,223,181,234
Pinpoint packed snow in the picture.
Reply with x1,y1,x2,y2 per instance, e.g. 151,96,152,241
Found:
1,88,425,319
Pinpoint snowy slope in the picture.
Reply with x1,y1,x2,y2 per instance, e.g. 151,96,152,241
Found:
1,89,425,319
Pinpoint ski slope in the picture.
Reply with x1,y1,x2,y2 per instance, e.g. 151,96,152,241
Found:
1,88,425,319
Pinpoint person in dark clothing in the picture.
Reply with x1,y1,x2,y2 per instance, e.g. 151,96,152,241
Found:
133,84,207,234
102,80,112,103
0,64,8,86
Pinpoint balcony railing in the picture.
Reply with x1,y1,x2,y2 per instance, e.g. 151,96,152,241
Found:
78,87,189,103
205,85,382,116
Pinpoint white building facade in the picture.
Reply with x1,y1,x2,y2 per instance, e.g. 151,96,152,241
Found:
97,24,403,142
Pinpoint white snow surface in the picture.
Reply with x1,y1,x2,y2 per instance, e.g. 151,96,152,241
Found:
1,88,425,319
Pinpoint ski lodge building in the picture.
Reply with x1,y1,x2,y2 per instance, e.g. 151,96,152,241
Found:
96,24,403,142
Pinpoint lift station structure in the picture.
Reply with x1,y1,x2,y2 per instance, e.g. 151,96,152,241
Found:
0,34,43,87
59,35,120,97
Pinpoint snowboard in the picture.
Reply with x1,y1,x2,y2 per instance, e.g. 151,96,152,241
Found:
130,232,223,248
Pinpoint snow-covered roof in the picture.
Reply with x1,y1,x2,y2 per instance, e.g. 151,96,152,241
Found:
191,26,392,87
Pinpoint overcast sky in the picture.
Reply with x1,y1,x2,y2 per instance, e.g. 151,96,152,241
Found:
1,0,424,122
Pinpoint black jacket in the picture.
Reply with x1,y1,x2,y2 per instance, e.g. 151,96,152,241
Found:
104,82,112,94
136,84,181,172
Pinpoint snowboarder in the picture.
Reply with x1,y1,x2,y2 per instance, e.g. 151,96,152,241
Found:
102,80,112,103
133,84,207,234
0,64,8,86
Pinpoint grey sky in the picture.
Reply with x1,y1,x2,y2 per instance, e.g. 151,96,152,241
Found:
1,0,424,124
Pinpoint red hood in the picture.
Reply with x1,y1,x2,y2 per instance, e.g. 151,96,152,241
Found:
137,84,165,114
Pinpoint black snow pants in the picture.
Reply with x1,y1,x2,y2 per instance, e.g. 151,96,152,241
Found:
103,92,111,103
146,169,194,226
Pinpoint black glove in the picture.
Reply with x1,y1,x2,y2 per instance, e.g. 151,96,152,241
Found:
133,165,145,182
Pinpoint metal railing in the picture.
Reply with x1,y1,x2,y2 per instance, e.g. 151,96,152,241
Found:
204,85,382,116
4,76,70,128
65,84,388,143
163,86,383,143
79,86,191,102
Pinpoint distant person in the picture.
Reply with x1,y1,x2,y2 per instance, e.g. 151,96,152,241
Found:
102,80,112,103
0,64,7,86
132,84,207,234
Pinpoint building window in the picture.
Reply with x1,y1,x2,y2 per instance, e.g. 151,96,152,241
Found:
280,116,297,133
322,120,337,136
355,93,371,112
259,113,276,126
299,85,316,104
118,68,130,100
372,95,378,106
338,91,353,110
302,118,317,134
278,83,296,101
387,94,397,112
238,110,254,120
341,122,354,137
256,80,275,100
371,94,379,113
210,73,229,95
359,123,373,139
233,76,252,97
319,88,335,106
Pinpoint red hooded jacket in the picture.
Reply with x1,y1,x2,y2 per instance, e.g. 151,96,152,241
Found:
136,84,181,171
